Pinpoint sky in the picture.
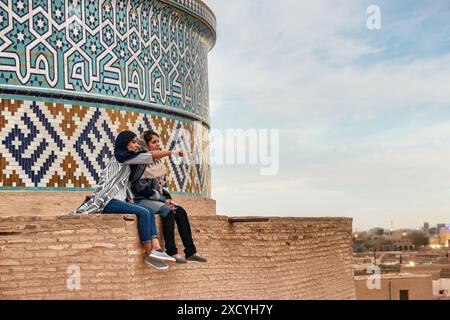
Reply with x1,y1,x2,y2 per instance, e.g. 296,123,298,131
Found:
205,0,450,231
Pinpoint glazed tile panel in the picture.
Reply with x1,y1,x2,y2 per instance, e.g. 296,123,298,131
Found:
161,0,216,33
0,0,214,196
0,0,216,123
0,97,211,196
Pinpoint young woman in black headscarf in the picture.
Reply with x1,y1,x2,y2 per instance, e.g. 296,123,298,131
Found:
75,130,184,270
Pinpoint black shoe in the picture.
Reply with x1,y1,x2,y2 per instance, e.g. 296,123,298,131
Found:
172,255,188,264
185,254,207,262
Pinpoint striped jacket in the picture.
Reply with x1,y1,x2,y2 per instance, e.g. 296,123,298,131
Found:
74,153,153,215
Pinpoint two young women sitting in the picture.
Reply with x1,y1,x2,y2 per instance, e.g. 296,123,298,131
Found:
76,130,206,270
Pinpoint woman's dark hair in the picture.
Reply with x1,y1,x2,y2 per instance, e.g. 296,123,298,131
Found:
143,130,160,144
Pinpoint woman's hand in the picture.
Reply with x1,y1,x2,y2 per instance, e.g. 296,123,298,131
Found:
165,199,176,211
171,149,185,157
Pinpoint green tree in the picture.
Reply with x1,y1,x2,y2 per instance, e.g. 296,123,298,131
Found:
411,231,429,247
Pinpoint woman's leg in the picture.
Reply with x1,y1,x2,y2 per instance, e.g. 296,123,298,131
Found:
134,203,160,244
173,206,197,257
161,210,178,256
102,199,159,254
136,200,178,255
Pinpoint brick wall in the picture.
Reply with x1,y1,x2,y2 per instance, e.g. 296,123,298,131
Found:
0,215,355,299
0,191,216,217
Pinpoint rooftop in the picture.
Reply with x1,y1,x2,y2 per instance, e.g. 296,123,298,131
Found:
354,272,432,281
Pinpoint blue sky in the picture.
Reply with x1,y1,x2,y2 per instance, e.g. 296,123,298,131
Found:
206,0,450,231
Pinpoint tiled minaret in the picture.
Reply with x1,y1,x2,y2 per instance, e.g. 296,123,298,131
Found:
0,0,216,212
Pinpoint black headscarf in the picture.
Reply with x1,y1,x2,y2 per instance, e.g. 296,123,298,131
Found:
114,130,144,163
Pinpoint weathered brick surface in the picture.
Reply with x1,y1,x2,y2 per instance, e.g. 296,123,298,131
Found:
0,191,216,217
0,215,355,300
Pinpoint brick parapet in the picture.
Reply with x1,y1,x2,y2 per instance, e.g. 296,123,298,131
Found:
0,215,355,299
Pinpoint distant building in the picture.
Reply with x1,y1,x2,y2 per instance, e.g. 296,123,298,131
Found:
439,228,450,247
423,222,430,235
354,273,433,300
437,224,446,233
392,239,414,251
429,229,450,248
429,236,441,249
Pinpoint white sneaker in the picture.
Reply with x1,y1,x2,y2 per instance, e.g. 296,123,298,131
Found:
144,254,169,270
149,249,176,262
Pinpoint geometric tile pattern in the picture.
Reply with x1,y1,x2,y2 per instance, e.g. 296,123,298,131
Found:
166,0,216,33
0,0,216,123
0,97,211,196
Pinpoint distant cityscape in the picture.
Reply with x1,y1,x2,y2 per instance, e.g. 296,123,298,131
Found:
352,222,450,300
353,222,450,252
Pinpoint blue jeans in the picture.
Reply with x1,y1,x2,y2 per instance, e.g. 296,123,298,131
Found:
102,199,159,244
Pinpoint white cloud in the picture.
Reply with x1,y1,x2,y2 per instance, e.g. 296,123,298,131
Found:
206,0,450,230
208,1,450,122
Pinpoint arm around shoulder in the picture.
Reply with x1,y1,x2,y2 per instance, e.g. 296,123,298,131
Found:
123,152,153,164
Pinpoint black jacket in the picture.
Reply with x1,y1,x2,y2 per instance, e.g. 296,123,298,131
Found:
130,177,172,202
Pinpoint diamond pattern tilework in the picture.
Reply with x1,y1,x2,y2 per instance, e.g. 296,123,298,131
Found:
0,97,210,196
